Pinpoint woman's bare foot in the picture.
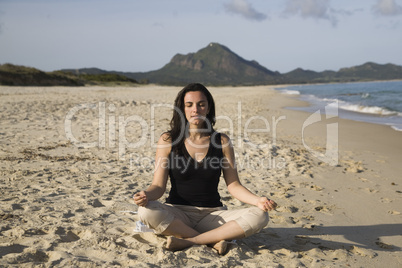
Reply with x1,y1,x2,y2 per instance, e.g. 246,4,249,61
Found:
165,236,194,251
165,237,228,255
211,240,228,255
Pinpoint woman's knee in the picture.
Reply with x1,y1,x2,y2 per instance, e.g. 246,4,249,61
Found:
137,201,171,229
137,205,151,222
243,207,269,237
252,207,269,226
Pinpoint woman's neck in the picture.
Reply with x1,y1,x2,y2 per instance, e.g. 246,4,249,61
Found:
187,125,211,140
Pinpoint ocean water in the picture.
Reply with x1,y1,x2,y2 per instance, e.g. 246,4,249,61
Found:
278,80,402,131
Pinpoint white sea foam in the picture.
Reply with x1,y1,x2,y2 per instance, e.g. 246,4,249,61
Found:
285,81,402,133
281,90,300,95
339,104,397,116
299,94,400,117
323,97,342,103
391,125,402,132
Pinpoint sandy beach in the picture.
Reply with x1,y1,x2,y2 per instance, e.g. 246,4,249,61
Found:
1,85,401,267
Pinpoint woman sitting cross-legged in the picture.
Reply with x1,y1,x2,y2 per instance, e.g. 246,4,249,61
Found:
133,83,277,254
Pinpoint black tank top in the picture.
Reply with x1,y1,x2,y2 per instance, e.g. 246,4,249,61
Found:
166,132,223,207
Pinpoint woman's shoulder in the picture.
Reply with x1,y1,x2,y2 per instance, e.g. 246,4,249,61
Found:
215,132,231,148
157,132,172,152
218,132,229,140
159,132,172,143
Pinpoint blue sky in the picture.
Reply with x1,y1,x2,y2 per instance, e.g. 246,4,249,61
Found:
1,0,402,73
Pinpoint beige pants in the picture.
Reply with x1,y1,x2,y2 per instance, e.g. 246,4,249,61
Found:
138,201,269,237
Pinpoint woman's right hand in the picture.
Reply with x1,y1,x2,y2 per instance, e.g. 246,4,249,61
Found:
133,191,148,207
256,197,277,212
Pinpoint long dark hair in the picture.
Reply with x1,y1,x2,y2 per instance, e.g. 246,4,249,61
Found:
167,83,216,153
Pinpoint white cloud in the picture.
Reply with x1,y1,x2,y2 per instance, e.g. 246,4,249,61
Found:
373,0,402,16
283,0,338,26
224,0,267,21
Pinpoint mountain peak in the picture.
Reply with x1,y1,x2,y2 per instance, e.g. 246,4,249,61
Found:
205,42,231,52
158,43,279,85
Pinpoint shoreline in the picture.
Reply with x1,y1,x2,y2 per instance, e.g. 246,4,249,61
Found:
0,85,401,267
265,87,402,175
275,81,402,132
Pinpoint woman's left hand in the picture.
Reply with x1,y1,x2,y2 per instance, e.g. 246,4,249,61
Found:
257,197,277,212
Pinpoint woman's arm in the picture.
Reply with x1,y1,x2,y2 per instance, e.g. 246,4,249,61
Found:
221,134,277,212
133,133,171,207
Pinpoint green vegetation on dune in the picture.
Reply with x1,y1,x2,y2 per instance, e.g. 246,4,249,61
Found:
0,64,138,86
0,64,83,86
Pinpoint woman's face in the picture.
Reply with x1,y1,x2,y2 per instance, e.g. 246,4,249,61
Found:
183,91,209,126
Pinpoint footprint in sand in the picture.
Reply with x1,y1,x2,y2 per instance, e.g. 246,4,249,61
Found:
364,188,379,194
310,185,323,191
88,199,104,208
313,203,335,214
314,206,324,211
276,205,299,213
2,248,49,264
11,203,24,210
285,217,298,224
302,215,315,221
380,197,392,203
375,238,395,249
388,210,401,215
302,223,321,230
58,231,80,243
269,214,286,224
349,246,377,258
358,177,369,182
342,160,365,173
294,235,310,245
0,244,27,259
3,227,26,238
